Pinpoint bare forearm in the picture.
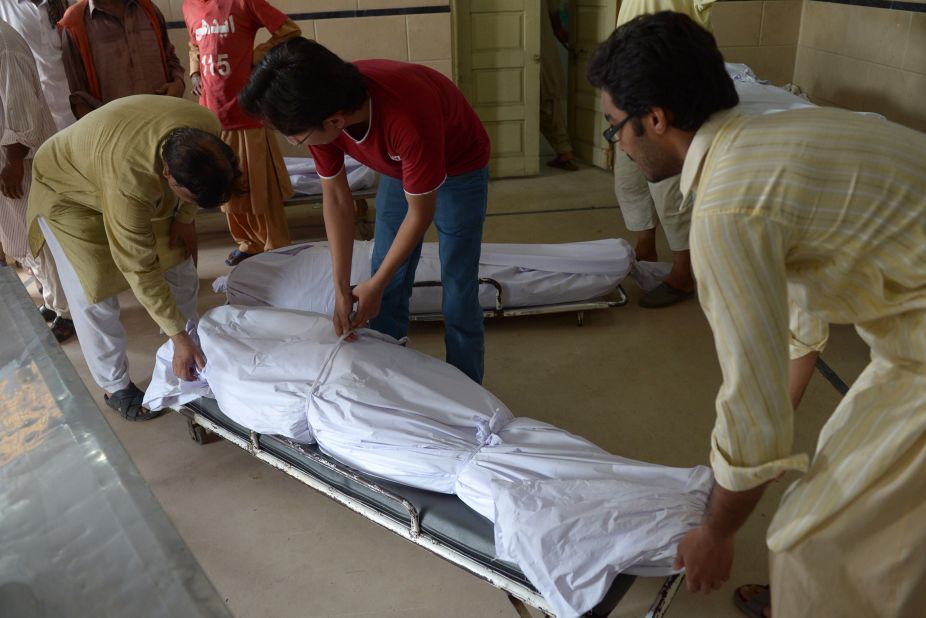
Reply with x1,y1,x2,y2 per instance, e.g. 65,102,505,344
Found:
371,201,434,287
703,482,767,537
789,351,819,410
323,196,356,294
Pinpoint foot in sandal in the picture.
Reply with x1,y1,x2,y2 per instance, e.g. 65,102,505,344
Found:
546,154,579,171
104,383,166,422
733,584,771,618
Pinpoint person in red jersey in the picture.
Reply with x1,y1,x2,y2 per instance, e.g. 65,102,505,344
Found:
239,38,491,383
182,0,300,266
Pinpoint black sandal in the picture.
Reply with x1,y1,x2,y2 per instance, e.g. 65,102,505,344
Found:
103,383,165,422
733,584,771,618
225,249,256,266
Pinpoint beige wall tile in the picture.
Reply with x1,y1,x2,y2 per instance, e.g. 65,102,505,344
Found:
415,59,454,81
407,13,452,61
903,71,926,132
844,63,911,121
722,43,795,86
170,0,189,24
713,1,763,47
273,0,358,13
719,46,763,72
151,0,173,22
845,5,911,68
315,15,409,61
904,13,926,75
800,0,850,54
752,45,797,86
359,0,447,8
166,28,196,99
791,44,816,92
792,47,860,103
294,19,317,41
760,0,802,46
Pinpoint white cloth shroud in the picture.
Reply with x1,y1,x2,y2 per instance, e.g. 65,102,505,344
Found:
214,238,634,315
285,156,376,196
144,306,712,618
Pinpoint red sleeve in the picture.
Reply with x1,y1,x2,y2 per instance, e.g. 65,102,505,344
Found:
392,115,446,195
309,143,346,179
246,0,289,33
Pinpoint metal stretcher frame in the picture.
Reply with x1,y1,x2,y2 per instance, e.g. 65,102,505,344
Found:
284,189,377,240
410,278,630,326
177,399,684,618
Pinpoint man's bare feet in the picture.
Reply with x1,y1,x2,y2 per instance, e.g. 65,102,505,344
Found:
635,247,658,262
664,249,695,292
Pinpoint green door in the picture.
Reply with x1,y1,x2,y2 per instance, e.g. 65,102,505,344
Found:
454,0,542,178
569,0,617,169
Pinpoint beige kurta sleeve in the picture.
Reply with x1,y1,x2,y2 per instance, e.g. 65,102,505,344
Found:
100,187,187,336
788,297,829,359
690,209,810,492
0,50,52,151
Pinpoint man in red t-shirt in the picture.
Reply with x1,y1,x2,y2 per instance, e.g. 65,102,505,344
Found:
182,0,299,265
239,38,491,383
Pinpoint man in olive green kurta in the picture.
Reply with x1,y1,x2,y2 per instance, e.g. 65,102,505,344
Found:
27,95,240,420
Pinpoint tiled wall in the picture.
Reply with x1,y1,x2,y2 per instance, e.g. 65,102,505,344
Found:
793,1,926,131
712,0,803,86
154,1,453,86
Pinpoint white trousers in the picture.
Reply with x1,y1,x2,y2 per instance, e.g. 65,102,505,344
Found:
39,217,199,392
0,161,69,316
613,152,690,251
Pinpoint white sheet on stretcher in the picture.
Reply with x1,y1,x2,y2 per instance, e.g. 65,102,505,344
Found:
215,238,634,315
144,306,712,618
285,155,376,196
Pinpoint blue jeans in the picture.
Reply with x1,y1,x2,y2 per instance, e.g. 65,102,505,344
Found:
370,167,489,383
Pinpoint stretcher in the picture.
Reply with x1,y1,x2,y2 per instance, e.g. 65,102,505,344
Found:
284,156,377,240
178,397,684,617
409,277,627,326
217,239,634,327
143,306,709,617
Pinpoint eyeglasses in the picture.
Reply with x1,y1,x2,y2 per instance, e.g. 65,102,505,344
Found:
602,115,635,144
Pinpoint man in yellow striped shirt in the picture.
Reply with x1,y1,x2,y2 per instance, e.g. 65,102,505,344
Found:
589,13,926,618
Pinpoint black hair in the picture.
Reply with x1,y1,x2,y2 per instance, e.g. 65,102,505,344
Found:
587,12,738,132
238,38,369,135
161,128,243,209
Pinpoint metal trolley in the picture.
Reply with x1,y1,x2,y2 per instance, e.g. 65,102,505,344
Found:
179,399,684,618
409,278,630,327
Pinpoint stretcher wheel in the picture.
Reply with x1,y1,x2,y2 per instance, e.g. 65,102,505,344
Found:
187,418,220,445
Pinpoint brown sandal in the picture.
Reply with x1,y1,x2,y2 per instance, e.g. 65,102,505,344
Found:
547,156,579,171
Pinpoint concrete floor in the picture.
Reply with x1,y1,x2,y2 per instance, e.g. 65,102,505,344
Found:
33,163,868,617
